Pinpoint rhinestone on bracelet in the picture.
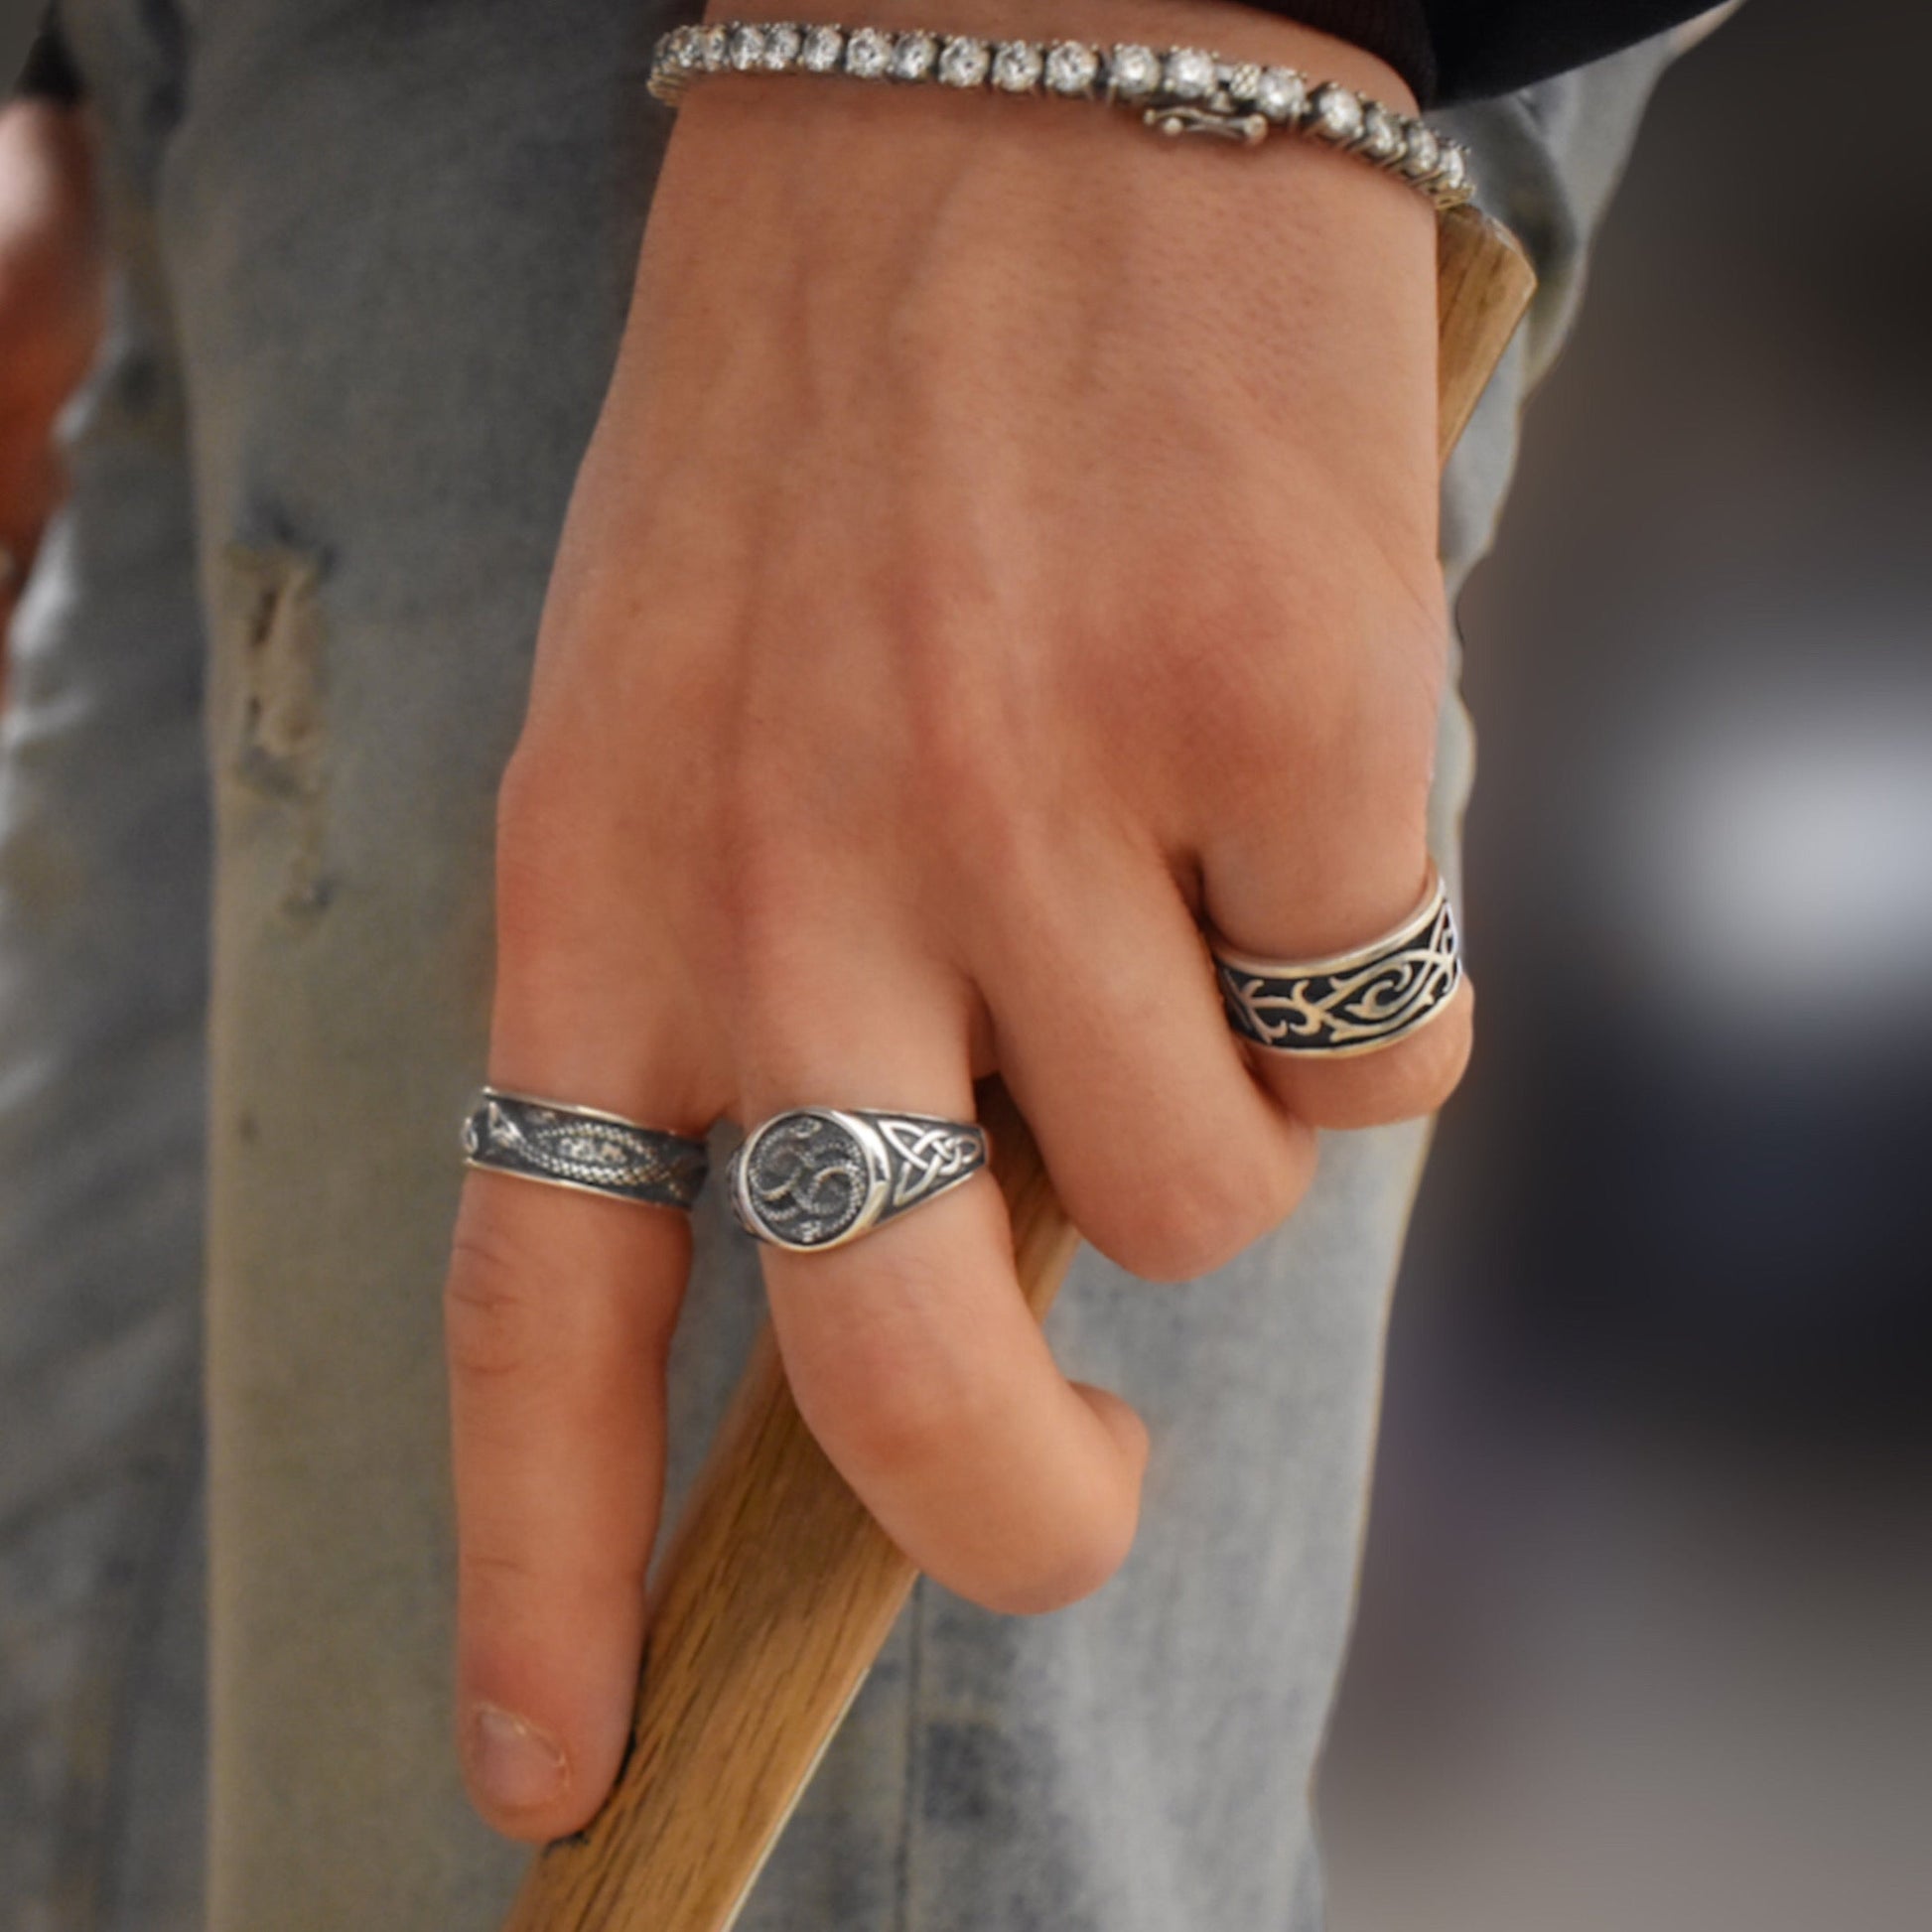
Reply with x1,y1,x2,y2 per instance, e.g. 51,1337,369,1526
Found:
647,20,1472,212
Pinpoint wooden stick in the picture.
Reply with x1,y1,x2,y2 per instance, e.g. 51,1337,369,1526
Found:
501,204,1536,1932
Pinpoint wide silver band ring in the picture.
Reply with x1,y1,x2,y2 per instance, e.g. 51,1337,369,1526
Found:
728,1107,990,1252
462,1088,710,1209
1206,866,1463,1058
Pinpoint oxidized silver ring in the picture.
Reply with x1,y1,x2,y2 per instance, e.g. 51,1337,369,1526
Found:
728,1107,990,1252
1206,865,1462,1057
462,1088,709,1209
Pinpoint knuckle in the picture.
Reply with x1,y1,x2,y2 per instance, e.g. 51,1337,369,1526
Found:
1178,636,1442,839
787,1238,1018,1465
492,855,562,978
1395,998,1476,1116
491,746,591,963
967,1512,1136,1616
495,737,578,848
493,741,718,1048
493,732,692,948
444,1217,552,1389
1408,1002,1475,1113
457,1542,544,1615
461,1536,646,1621
1093,1142,1296,1283
805,1275,1012,1481
830,1366,986,1479
1286,991,1475,1130
1150,593,1303,759
1291,662,1438,808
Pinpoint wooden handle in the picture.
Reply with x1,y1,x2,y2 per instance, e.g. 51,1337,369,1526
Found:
501,205,1536,1932
1434,205,1537,459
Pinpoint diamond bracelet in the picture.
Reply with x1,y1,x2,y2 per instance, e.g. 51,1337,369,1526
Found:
647,20,1472,212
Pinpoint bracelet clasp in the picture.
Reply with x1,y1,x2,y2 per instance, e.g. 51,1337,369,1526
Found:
1143,103,1269,146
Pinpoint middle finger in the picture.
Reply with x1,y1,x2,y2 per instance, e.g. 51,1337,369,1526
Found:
729,910,1150,1615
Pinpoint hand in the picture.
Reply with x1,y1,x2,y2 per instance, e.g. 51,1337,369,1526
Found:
0,99,103,673
444,0,1472,1839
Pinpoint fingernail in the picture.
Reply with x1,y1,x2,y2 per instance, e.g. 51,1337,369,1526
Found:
469,1704,569,1813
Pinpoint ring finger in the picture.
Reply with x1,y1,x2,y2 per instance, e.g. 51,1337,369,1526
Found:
1198,821,1473,1132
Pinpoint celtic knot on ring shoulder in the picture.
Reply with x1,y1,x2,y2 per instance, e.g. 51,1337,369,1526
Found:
878,1118,986,1209
1209,877,1462,1058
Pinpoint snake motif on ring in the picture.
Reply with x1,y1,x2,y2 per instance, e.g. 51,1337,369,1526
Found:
740,1113,874,1247
731,1107,990,1250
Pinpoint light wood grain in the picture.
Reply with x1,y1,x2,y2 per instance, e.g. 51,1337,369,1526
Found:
1435,205,1537,460
502,204,1536,1932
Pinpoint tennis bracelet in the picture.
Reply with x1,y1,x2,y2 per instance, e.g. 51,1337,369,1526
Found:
647,19,1473,213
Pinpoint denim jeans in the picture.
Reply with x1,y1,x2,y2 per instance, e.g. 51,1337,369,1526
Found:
0,5,1678,1925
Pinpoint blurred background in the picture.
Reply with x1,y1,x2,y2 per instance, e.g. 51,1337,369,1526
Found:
1320,2,1932,1927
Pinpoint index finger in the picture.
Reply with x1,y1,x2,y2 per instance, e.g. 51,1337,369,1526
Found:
444,1070,711,1843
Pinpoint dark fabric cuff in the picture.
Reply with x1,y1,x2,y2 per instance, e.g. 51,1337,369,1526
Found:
15,12,84,105
1265,0,1437,103
1428,0,1711,103
1269,0,1718,107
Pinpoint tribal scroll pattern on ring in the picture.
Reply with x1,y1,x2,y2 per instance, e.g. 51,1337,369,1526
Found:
1208,869,1462,1057
729,1108,991,1251
462,1089,711,1209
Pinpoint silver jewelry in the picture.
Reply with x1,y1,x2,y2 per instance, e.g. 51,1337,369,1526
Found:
462,1088,710,1209
648,21,1472,213
728,1106,990,1251
1207,866,1462,1057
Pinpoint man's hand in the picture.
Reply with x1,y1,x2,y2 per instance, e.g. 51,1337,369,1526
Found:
444,0,1472,1838
0,98,102,667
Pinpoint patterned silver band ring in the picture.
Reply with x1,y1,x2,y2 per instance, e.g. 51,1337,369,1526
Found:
461,1088,710,1209
728,1107,990,1252
1206,867,1463,1058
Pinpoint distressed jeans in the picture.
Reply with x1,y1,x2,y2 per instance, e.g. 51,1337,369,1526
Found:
0,5,1679,1926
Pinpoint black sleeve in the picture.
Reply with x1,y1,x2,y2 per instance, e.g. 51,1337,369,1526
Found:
13,9,84,105
7,3,1703,114
1265,0,1712,104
